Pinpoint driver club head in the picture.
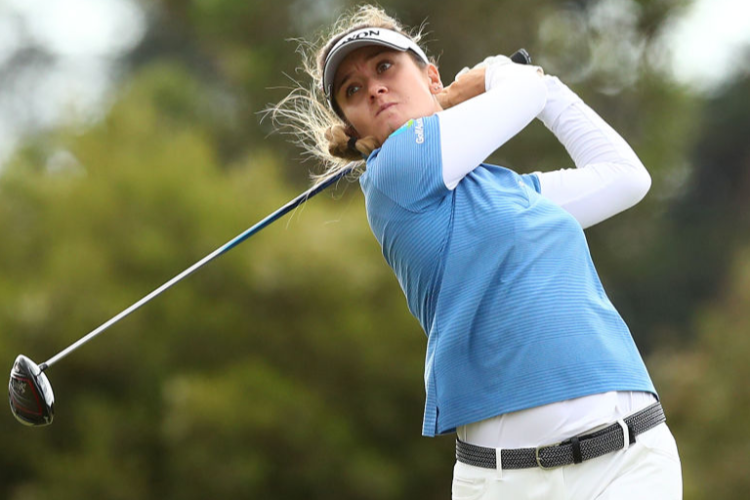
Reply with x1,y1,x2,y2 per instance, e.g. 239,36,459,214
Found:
8,355,55,426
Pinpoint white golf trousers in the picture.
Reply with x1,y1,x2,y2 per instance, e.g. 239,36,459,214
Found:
451,423,682,500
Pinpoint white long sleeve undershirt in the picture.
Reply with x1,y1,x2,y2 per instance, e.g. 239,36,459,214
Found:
436,68,651,229
438,64,547,190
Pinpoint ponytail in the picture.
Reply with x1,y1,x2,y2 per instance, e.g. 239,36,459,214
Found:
325,125,380,161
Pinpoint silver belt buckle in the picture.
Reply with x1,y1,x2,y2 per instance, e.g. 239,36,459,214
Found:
534,441,562,470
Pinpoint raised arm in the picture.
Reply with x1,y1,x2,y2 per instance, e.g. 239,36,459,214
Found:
534,76,652,229
437,59,547,190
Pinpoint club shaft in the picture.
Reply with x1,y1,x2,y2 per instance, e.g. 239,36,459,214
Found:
40,164,357,371
39,49,528,371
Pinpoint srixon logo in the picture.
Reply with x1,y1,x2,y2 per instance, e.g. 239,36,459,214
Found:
344,30,380,43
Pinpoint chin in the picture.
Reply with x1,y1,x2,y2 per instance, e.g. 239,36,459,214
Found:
385,116,407,134
380,124,400,143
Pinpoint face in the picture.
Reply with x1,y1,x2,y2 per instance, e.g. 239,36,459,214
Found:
333,46,443,145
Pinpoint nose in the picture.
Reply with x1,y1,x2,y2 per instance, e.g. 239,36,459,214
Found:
368,80,387,100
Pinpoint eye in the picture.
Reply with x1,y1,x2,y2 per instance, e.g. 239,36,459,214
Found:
377,60,392,73
345,84,361,98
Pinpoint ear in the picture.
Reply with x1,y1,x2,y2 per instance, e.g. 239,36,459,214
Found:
426,64,443,95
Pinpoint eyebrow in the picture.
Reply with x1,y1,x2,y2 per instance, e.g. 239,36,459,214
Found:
335,48,393,97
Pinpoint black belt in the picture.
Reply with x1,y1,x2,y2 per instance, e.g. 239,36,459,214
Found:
456,401,665,470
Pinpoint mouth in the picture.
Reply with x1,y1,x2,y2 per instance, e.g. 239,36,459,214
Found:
376,102,397,117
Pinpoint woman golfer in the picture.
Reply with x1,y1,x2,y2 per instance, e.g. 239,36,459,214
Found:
273,6,682,499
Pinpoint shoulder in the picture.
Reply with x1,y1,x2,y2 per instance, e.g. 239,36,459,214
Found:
361,115,448,212
366,116,440,178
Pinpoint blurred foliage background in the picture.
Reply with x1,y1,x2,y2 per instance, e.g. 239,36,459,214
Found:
1,0,749,498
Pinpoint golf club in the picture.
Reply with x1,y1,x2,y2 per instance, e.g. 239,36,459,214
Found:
8,163,357,426
8,48,532,427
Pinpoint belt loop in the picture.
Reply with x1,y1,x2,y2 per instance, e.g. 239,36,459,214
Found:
495,448,503,479
570,436,583,464
617,419,630,451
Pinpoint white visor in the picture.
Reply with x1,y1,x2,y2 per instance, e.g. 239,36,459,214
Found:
322,27,429,110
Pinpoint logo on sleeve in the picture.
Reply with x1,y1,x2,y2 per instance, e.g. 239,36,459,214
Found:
388,118,425,144
414,118,424,144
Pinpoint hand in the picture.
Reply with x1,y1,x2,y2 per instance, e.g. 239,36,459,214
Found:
454,55,513,82
486,60,544,90
436,66,487,110
437,54,538,110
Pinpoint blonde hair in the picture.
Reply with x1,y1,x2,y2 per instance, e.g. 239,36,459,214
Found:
266,5,428,183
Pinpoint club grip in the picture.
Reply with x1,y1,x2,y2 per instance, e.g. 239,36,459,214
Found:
510,48,531,65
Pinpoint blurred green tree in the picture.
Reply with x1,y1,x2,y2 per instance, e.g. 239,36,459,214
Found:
650,244,750,500
8,0,750,499
0,60,451,499
629,75,750,346
126,0,699,349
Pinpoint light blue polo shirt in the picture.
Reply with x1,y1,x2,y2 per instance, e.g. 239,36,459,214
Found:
359,115,656,437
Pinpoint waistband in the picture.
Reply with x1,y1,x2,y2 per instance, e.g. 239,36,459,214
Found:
455,402,665,470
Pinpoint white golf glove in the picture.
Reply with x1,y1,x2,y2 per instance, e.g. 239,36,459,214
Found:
454,55,514,81
455,54,544,92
